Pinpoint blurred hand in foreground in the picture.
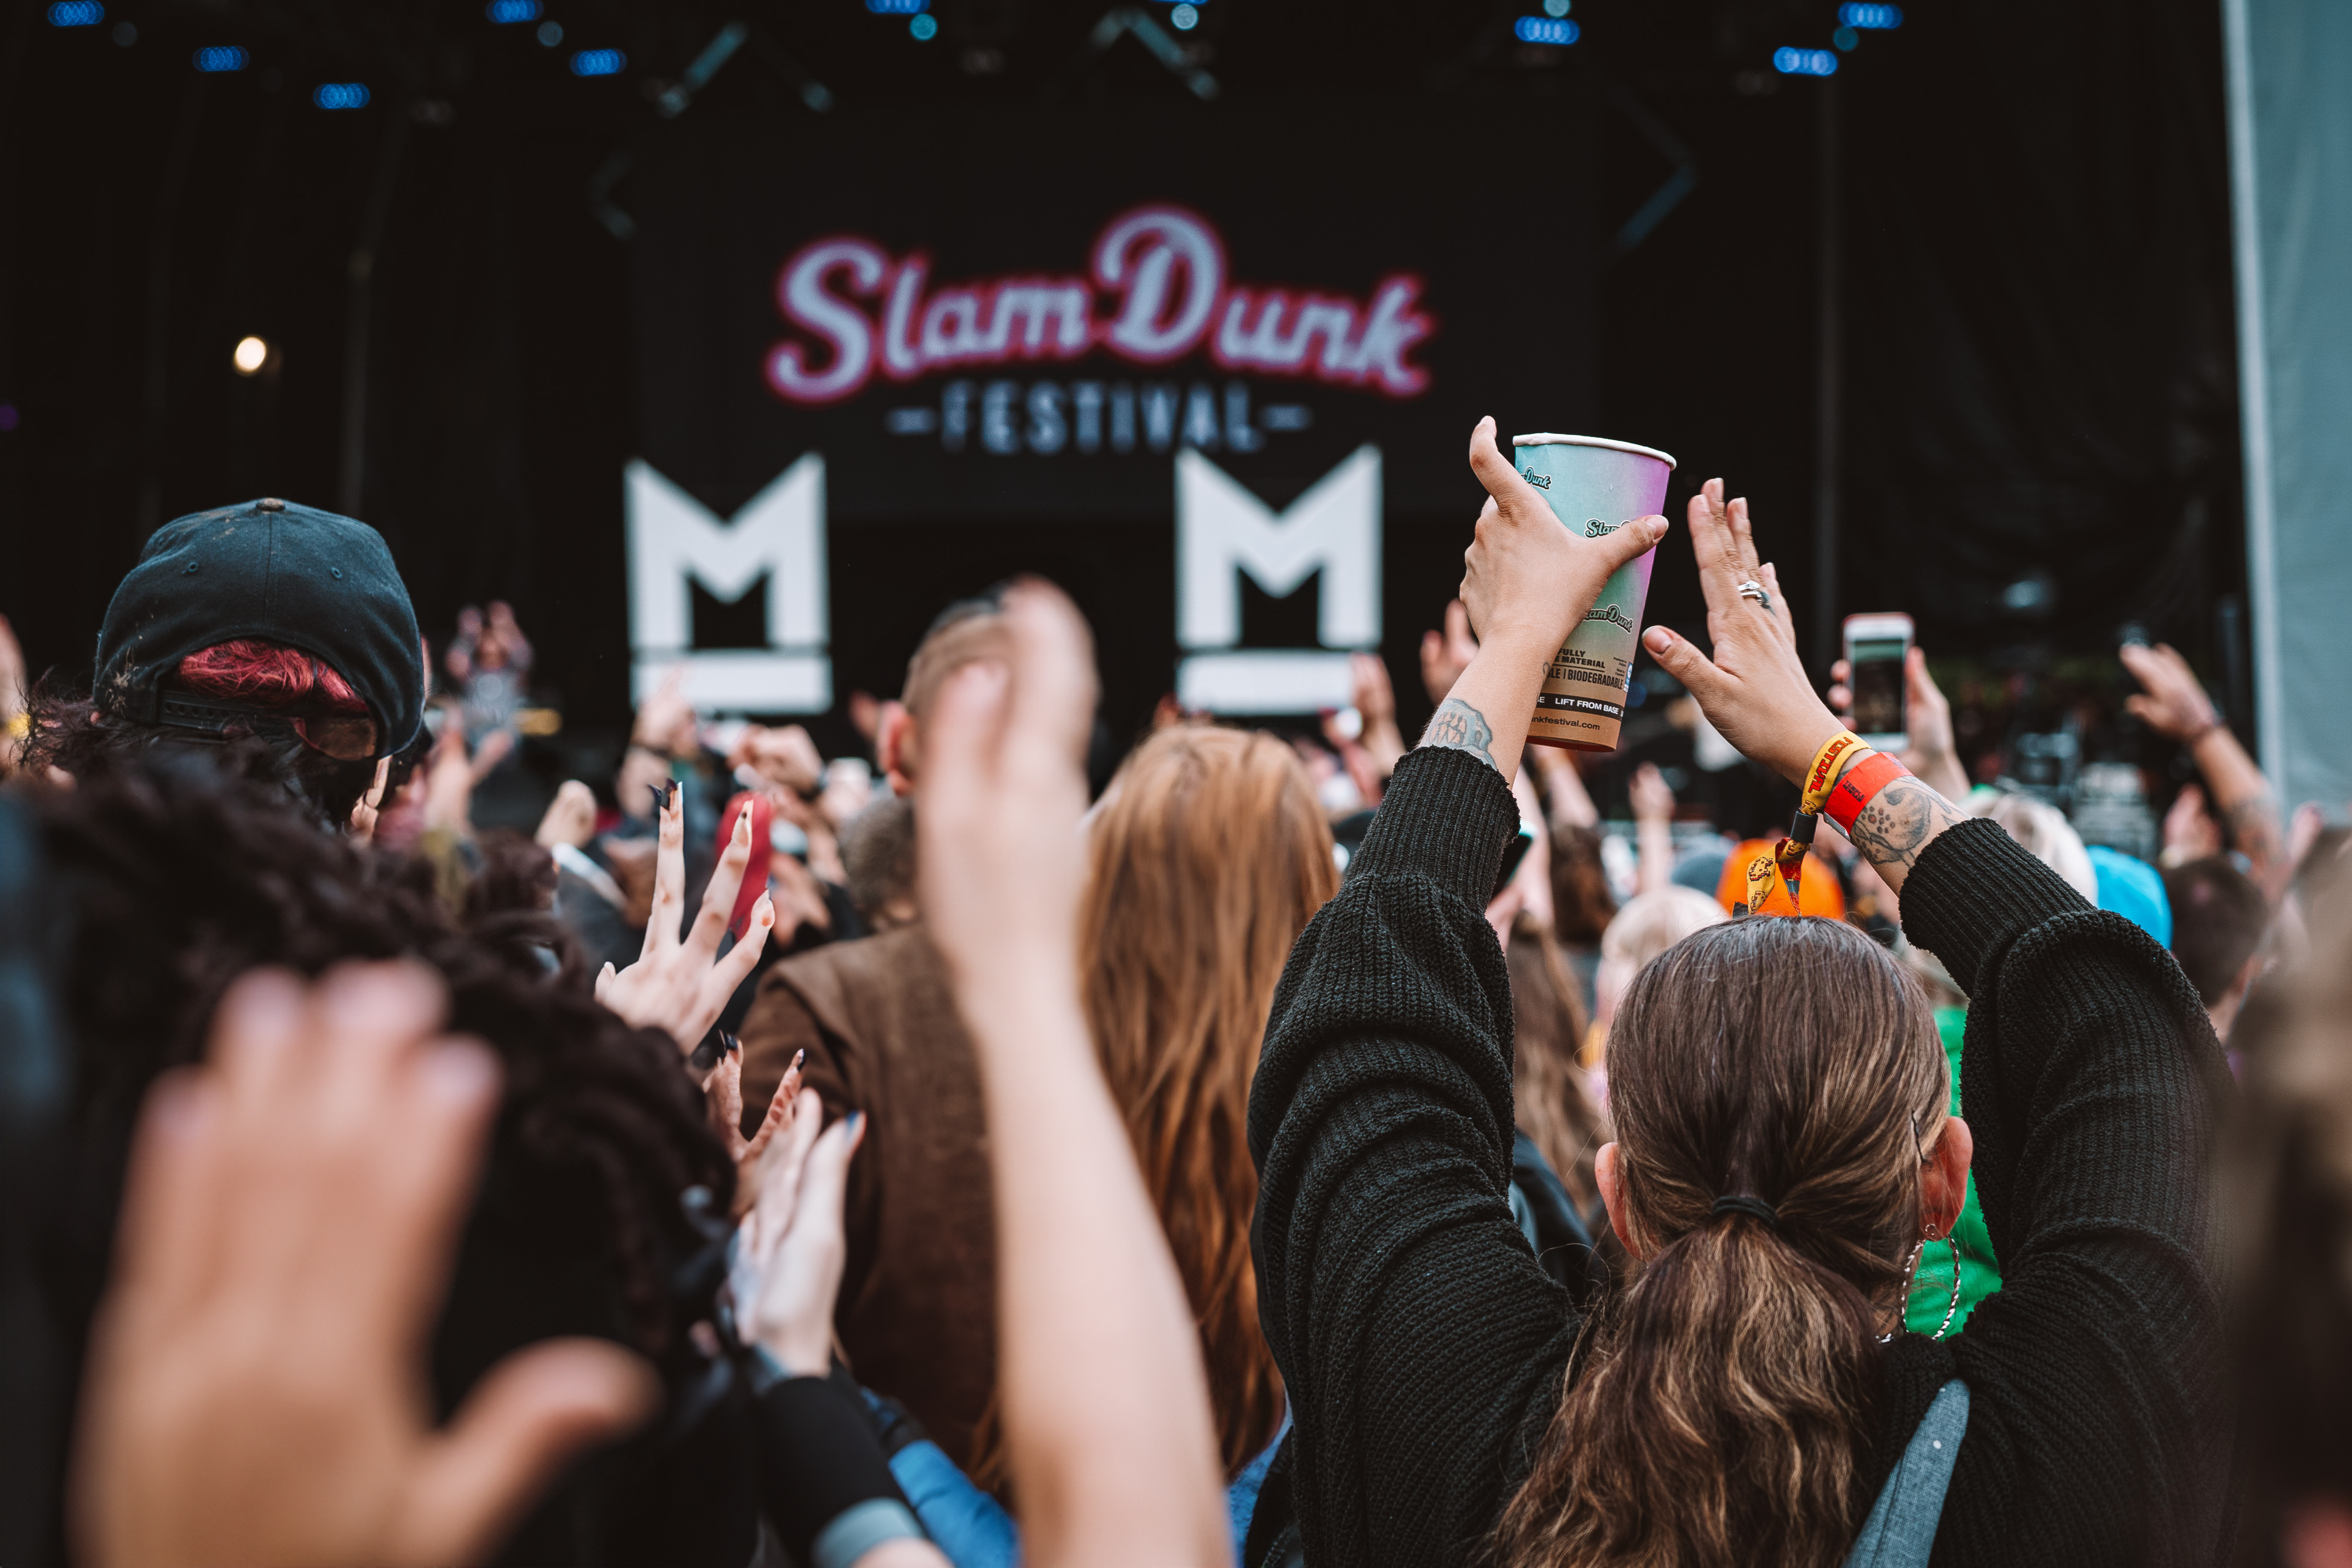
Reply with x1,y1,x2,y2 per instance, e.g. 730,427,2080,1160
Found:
596,791,774,1055
1637,480,1840,786
1828,645,1970,802
730,1087,863,1376
75,963,656,1568
730,724,826,798
916,581,1097,1019
2163,781,2224,867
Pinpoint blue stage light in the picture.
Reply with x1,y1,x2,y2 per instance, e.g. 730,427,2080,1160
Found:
48,1,103,25
1839,3,1903,27
313,82,370,108
1170,2,1198,28
486,0,540,21
1542,0,1571,15
570,48,625,75
1514,15,1578,45
865,0,929,12
1834,25,1859,49
1773,46,1838,75
909,13,937,38
193,45,248,72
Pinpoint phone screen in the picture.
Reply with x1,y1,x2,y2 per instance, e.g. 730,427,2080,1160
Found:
1850,638,1907,737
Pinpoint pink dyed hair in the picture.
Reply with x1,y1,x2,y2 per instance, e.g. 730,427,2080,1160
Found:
174,638,367,713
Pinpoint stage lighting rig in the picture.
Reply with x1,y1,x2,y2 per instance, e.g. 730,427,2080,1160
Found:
47,1,102,24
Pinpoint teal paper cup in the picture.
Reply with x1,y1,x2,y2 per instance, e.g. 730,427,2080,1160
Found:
1511,433,1677,751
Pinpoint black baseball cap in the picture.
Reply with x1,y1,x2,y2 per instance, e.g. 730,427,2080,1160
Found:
93,499,424,757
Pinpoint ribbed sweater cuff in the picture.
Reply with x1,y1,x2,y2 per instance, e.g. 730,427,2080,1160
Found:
1351,746,1521,908
1899,816,2094,987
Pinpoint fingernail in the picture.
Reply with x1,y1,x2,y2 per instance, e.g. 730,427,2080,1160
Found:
723,1031,741,1056
1643,627,1673,654
847,1110,866,1136
793,1049,806,1070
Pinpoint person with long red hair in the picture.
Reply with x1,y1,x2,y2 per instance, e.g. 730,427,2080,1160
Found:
1080,724,1339,1515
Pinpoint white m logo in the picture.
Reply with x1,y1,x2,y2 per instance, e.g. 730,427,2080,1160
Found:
624,455,831,712
1175,444,1381,713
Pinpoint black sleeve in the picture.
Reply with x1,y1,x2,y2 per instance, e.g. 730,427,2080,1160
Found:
1895,820,2236,1567
1248,747,1579,1568
748,1368,924,1568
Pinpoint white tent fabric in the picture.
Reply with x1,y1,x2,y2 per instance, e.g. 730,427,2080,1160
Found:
2224,0,2352,819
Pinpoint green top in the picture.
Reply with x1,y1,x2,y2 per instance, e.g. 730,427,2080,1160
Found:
1905,1004,2002,1336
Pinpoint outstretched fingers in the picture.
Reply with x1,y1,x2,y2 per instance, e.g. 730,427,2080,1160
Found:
639,787,684,961
686,801,759,961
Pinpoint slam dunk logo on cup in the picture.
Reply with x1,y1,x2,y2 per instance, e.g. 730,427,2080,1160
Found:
1512,432,1677,752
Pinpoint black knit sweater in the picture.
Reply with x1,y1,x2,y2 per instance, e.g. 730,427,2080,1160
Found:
1247,746,2234,1568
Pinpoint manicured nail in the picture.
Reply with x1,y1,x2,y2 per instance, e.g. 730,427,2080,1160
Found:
847,1110,866,1136
723,1031,741,1056
647,783,667,817
792,1049,806,1071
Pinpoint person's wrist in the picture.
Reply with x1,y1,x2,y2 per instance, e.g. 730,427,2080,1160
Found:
1775,709,1850,788
752,1323,831,1380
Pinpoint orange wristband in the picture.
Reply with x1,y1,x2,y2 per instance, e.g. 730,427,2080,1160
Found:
1822,751,1913,835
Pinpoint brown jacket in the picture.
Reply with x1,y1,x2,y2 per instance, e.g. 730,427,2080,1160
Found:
737,924,997,1470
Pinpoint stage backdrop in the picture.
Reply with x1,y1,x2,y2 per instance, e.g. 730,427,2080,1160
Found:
629,95,1592,735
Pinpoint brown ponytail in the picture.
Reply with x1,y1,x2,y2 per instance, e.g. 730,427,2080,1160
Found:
1494,915,1947,1568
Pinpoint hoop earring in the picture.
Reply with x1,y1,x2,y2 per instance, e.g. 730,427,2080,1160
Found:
1880,1233,1965,1343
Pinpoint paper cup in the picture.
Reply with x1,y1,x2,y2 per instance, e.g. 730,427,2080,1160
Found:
1512,433,1676,752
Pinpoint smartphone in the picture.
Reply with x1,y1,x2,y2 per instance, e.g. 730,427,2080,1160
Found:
1842,613,1914,751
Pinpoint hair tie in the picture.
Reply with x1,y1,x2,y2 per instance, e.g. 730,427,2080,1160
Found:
1710,1195,1780,1228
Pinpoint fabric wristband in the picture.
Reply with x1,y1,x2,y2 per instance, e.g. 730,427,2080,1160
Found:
1742,730,1876,915
1822,751,1913,835
750,1370,927,1568
1800,730,1870,813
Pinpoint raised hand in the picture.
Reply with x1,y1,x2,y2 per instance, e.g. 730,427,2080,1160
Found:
704,1047,804,1219
730,724,826,798
534,780,599,851
730,1090,864,1378
1639,480,1963,890
75,963,656,1568
1419,600,1481,707
1424,419,1666,783
595,790,775,1055
1636,480,1842,785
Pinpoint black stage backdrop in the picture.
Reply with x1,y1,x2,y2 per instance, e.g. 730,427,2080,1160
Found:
629,93,1592,741
0,0,2247,789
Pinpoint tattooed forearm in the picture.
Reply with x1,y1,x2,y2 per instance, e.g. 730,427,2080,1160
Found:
1420,697,1498,773
1848,777,1967,889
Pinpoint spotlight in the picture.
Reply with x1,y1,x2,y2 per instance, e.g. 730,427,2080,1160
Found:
48,1,103,24
1542,0,1569,15
1170,3,1197,28
864,0,928,11
485,0,540,19
233,337,269,375
537,19,563,45
570,48,624,75
909,14,937,38
1834,25,1859,49
1773,46,1838,75
1514,15,1578,44
313,82,370,108
193,45,248,72
1838,3,1903,27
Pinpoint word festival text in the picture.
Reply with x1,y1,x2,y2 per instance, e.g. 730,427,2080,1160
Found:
767,204,1435,406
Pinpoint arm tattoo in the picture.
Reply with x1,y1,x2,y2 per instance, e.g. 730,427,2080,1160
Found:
1419,697,1498,773
1849,777,1966,873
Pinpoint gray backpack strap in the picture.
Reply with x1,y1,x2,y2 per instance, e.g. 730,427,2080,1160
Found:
1843,1379,1969,1568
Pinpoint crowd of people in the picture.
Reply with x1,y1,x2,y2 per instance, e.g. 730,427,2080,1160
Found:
1,422,2348,1568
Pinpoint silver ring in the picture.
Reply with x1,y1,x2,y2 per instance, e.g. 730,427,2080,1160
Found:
1736,579,1773,612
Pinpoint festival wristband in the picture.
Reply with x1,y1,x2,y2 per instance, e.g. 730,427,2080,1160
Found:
1821,751,1914,835
1800,730,1870,815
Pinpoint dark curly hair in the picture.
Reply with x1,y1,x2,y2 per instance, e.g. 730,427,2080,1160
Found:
24,745,751,1563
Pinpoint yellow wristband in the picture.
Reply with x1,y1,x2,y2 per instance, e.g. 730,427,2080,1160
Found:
1799,730,1873,817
